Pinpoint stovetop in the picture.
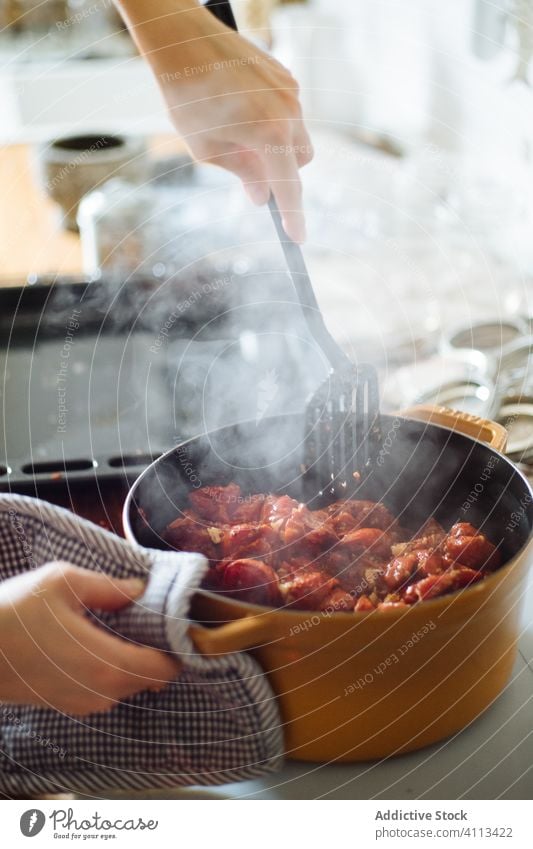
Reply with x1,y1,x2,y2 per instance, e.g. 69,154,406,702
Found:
0,274,323,490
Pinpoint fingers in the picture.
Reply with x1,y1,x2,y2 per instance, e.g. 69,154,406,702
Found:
198,141,270,206
59,615,180,715
232,149,270,206
264,146,305,243
0,562,179,717
61,567,180,696
293,121,314,168
192,131,308,237
51,563,147,612
77,615,180,691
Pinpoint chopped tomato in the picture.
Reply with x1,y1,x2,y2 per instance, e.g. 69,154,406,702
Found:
354,595,376,612
163,484,500,613
279,570,339,610
219,558,281,606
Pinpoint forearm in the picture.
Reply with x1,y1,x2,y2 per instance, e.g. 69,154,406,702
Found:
114,0,227,72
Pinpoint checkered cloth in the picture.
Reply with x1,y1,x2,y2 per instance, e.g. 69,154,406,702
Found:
0,495,283,798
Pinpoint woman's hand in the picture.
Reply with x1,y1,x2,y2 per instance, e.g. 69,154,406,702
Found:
0,562,179,715
115,0,313,242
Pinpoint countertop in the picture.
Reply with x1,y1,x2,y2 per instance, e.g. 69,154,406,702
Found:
0,137,183,281
0,144,81,280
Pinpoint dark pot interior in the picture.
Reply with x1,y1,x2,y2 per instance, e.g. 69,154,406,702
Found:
125,413,533,567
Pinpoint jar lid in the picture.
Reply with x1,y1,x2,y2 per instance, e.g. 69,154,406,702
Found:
381,355,492,414
444,318,527,357
498,335,533,373
415,378,492,417
496,399,533,458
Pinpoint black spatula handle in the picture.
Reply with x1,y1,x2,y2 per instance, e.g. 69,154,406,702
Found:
203,0,238,30
203,0,352,374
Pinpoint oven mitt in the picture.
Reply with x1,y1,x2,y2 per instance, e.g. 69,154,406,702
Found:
0,495,283,798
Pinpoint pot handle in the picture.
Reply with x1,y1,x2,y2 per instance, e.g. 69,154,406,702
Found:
401,404,507,453
187,613,277,656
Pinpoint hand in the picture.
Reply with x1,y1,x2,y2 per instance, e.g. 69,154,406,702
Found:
115,0,313,242
0,562,179,715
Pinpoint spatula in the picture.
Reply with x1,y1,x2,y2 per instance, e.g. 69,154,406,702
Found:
205,0,382,496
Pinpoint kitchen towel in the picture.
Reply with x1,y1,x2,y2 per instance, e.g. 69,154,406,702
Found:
0,495,283,798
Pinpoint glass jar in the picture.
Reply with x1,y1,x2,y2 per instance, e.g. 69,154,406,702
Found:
77,179,159,278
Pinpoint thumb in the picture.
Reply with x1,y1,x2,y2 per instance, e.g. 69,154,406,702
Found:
63,567,147,612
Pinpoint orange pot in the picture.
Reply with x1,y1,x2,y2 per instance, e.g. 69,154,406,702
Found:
125,406,533,762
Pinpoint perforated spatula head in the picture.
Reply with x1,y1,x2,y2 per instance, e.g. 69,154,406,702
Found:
303,363,382,499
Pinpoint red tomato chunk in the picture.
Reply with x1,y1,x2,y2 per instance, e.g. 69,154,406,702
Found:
164,484,501,612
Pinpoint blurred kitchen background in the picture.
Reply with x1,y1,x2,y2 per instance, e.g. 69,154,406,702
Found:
3,0,533,467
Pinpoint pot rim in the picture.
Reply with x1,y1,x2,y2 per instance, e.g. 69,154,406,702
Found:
123,413,533,621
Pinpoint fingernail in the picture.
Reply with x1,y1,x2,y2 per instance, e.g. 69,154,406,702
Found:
122,578,146,597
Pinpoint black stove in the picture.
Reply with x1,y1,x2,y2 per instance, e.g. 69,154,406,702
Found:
0,272,323,532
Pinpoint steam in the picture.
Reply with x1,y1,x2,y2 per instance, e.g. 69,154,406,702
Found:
23,159,327,487
15,130,530,570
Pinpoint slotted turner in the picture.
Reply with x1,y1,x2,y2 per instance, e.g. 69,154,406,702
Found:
205,0,382,495
267,200,382,495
